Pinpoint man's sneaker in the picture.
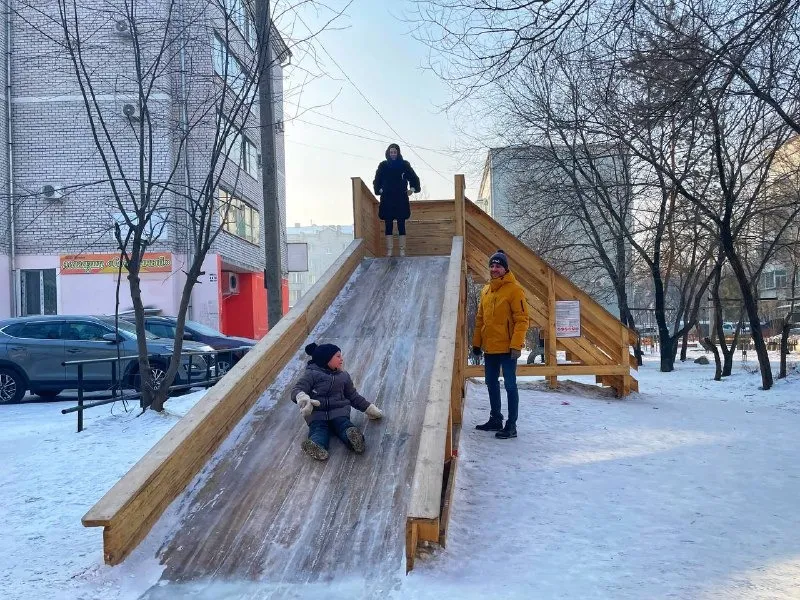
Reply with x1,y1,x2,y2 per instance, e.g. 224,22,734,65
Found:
302,439,329,461
476,418,504,431
346,427,366,454
495,424,517,439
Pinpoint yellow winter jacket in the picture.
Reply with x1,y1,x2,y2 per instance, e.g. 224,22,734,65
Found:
472,271,529,354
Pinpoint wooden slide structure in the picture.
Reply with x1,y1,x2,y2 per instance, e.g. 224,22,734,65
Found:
81,176,637,586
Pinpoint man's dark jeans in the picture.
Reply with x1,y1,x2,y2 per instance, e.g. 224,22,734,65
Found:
484,352,519,426
308,416,357,450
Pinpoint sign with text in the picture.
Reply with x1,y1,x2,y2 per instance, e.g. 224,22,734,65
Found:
555,300,581,338
287,242,309,272
60,252,173,275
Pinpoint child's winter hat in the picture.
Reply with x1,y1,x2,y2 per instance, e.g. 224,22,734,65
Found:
489,249,509,271
305,342,341,368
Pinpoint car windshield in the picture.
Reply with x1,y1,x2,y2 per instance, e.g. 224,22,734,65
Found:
98,317,158,340
186,320,224,337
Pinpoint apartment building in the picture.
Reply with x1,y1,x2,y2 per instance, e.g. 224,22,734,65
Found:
0,1,290,339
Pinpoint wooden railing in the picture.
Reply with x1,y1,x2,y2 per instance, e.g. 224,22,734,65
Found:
406,236,465,572
464,200,637,396
82,239,366,565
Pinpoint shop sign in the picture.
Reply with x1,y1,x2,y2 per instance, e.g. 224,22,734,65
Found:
60,252,173,275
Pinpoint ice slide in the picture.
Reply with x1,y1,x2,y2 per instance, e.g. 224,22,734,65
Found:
83,247,454,589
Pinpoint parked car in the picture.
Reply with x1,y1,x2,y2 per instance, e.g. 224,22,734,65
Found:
142,316,255,374
0,315,216,404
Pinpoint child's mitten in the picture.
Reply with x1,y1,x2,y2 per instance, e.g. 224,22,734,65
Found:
296,392,320,417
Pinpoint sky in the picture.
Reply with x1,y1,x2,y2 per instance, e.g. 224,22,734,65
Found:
280,0,483,227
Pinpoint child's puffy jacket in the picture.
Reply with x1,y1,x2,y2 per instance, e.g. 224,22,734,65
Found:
291,362,371,423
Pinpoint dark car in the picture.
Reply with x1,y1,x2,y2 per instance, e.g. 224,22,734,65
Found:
0,315,215,404
142,316,255,374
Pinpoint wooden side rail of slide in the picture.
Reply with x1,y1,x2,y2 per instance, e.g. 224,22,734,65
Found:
82,239,366,565
406,237,464,572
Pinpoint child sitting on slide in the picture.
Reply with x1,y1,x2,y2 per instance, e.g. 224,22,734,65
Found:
291,342,383,461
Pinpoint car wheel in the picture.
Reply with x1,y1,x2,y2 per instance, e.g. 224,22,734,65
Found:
0,368,26,404
32,390,62,400
216,358,233,376
134,363,168,394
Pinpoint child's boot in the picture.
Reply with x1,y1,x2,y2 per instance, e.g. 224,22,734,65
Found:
345,427,366,454
302,438,329,461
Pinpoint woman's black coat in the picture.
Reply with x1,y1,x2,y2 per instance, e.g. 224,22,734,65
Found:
373,146,421,221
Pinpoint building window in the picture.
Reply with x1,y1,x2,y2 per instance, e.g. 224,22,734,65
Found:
243,137,260,178
763,269,787,290
221,116,259,179
289,272,303,284
290,289,302,305
218,188,260,245
775,269,788,289
212,33,250,96
21,269,57,316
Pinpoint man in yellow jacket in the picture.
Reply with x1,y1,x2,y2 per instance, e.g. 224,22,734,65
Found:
472,249,529,438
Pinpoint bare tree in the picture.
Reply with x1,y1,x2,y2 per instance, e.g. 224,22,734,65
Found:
7,0,341,410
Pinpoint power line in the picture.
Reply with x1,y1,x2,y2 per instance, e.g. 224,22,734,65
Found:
292,12,451,183
286,138,375,160
284,99,456,157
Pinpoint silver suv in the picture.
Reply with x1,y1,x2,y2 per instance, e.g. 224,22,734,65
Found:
0,315,215,404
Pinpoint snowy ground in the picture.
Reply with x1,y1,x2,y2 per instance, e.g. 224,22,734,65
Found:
2,350,800,599
0,390,207,600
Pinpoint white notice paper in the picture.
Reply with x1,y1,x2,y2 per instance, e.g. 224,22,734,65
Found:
555,300,581,338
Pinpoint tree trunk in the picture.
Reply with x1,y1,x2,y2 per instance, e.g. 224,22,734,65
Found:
660,335,676,371
779,268,798,379
620,303,643,366
704,337,723,381
721,231,772,390
127,263,153,409
680,327,690,361
779,322,790,379
652,265,675,372
150,259,202,412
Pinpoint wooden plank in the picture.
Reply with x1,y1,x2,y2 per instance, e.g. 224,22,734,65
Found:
454,175,465,237
405,224,455,256
445,410,453,460
352,177,363,240
82,241,366,564
438,427,461,548
408,238,464,522
546,269,558,389
406,521,419,573
417,518,440,543
464,364,631,377
450,273,466,425
410,200,456,221
352,178,381,256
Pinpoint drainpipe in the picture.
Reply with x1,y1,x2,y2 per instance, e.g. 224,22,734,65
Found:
177,0,193,319
5,3,16,317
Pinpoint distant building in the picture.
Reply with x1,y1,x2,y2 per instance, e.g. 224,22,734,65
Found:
286,225,354,307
